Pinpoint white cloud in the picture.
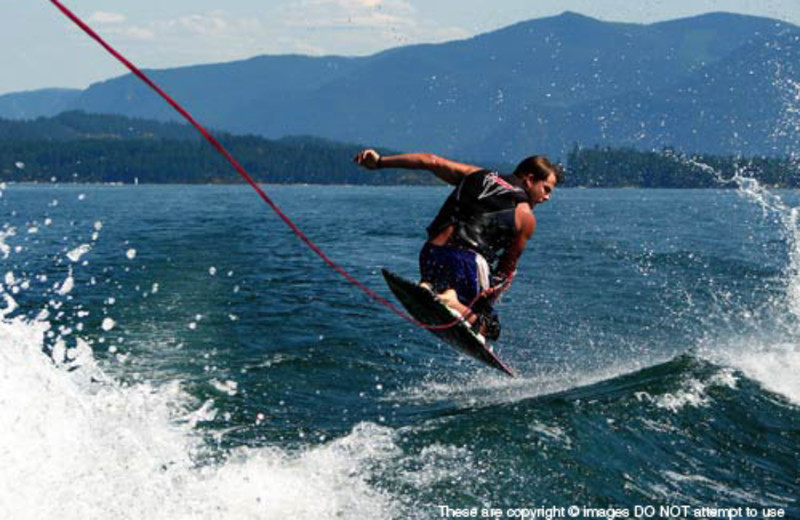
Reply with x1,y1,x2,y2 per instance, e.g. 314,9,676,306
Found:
72,5,468,70
273,0,469,55
88,11,126,24
154,11,263,38
93,11,265,58
118,26,157,42
93,11,262,43
282,0,418,29
95,23,156,42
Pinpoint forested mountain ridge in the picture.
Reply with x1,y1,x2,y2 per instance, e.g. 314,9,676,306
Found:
4,12,800,160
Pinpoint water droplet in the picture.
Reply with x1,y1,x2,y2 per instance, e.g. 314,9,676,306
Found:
101,317,116,331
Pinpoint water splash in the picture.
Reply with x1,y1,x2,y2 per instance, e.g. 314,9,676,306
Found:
0,313,400,519
657,51,800,405
667,151,800,405
0,186,409,519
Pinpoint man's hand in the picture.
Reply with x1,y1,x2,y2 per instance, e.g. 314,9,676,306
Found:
487,271,515,303
353,149,381,170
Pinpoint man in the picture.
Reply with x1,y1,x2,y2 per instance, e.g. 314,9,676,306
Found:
354,149,563,340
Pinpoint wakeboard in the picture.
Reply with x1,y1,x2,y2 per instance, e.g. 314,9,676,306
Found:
381,269,516,377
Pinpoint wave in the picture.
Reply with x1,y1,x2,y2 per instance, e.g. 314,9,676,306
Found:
0,314,396,519
394,345,800,412
3,169,800,516
5,304,795,519
383,353,800,516
700,336,800,406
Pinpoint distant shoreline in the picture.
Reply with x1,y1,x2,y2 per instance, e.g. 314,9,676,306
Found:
3,112,797,188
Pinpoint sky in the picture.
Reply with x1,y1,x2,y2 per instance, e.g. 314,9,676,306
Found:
3,0,800,95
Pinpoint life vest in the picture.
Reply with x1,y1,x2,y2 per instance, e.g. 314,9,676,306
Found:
426,170,531,264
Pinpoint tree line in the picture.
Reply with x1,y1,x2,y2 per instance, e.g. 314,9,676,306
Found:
1,112,797,187
0,137,440,185
564,145,799,188
0,111,437,185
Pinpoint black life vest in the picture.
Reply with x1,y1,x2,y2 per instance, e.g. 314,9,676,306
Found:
426,170,531,264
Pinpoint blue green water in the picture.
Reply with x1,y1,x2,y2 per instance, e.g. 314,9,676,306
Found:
1,184,798,518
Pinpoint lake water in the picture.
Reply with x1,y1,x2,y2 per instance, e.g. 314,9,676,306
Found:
1,183,798,518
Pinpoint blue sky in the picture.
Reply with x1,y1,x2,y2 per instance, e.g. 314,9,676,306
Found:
4,0,800,95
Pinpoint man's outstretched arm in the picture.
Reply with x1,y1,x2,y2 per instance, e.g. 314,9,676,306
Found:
354,149,482,186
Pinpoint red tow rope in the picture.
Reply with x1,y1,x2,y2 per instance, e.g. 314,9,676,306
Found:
49,0,490,331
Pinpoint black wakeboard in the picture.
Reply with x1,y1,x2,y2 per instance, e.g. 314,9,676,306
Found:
382,269,515,377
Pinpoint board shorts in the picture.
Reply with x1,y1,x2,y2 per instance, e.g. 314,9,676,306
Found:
419,242,489,305
419,242,501,339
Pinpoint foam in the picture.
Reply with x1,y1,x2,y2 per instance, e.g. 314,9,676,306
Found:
391,356,662,409
0,315,397,519
0,227,15,259
651,369,737,412
67,244,92,263
707,340,800,406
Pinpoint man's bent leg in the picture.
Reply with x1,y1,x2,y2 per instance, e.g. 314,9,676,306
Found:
436,289,479,326
419,243,500,338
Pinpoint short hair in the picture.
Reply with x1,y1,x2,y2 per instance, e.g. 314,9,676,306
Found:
513,155,564,185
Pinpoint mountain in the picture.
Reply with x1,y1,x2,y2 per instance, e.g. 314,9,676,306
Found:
0,88,81,120
481,28,800,158
0,110,200,141
6,11,800,159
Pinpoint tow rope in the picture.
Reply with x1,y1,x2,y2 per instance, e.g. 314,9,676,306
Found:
49,0,498,331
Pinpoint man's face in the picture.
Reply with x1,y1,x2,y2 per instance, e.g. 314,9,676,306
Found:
527,172,557,205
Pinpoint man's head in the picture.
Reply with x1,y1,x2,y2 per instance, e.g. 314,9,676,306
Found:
513,155,564,205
